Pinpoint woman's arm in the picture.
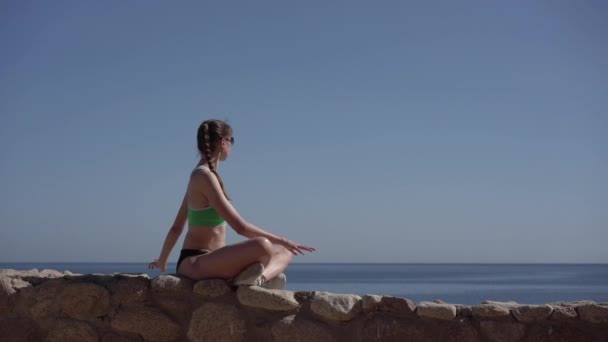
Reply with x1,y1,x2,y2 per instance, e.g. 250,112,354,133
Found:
193,169,315,255
149,192,188,271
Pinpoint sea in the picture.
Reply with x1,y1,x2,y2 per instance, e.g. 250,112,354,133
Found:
1,263,607,305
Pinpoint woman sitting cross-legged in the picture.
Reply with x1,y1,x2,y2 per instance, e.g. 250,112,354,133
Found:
148,119,315,289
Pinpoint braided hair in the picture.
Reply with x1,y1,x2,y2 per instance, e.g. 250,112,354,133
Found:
196,119,232,200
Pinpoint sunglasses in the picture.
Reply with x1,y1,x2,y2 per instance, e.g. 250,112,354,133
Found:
219,136,235,145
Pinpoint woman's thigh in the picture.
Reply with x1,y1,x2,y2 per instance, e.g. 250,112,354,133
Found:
179,238,272,280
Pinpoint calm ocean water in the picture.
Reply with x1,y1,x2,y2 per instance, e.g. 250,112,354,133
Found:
2,263,607,305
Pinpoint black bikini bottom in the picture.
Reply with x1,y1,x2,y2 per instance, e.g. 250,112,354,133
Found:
176,249,209,272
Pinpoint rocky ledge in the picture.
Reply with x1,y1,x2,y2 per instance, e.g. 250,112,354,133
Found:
1,269,607,341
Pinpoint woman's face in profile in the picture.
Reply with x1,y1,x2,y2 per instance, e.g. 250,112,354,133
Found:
220,136,233,161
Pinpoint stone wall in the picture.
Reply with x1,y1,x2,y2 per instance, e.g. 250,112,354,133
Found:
1,269,607,341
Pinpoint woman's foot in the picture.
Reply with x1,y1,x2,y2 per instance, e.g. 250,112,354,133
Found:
232,263,265,286
261,273,287,290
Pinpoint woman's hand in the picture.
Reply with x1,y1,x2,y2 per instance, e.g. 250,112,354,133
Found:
148,258,167,272
280,238,316,256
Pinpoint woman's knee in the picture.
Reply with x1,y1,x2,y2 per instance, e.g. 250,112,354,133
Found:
275,245,293,262
250,237,273,257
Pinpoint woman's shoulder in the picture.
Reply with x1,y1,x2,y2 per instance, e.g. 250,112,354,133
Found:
189,165,215,185
191,164,211,175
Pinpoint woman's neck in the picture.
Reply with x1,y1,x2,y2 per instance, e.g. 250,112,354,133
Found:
199,156,219,171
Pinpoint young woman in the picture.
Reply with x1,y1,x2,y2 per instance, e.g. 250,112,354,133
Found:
148,119,315,289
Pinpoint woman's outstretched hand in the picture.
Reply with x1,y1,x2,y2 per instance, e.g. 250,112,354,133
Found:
280,238,316,256
148,258,167,272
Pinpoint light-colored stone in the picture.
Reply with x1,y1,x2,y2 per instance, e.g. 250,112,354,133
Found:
481,300,521,309
111,306,181,342
46,319,97,342
0,269,39,278
271,315,335,342
479,321,525,342
577,303,608,324
362,294,382,312
547,300,595,307
237,286,299,311
472,303,511,318
60,282,110,320
311,292,361,321
511,304,553,322
39,269,66,278
151,274,193,296
0,275,31,296
550,305,578,320
188,303,246,342
193,279,231,298
416,301,457,320
0,276,14,314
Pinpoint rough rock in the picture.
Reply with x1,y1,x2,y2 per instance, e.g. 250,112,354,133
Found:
1,275,27,314
511,304,553,322
101,332,143,342
193,279,231,298
455,304,473,317
15,279,64,319
378,295,417,316
549,305,578,321
188,303,246,342
362,317,432,341
111,306,181,342
271,315,335,342
547,300,595,307
107,276,149,306
60,282,110,320
479,321,526,342
437,320,482,342
45,319,97,342
416,301,457,320
362,294,382,312
525,324,599,341
151,274,193,296
472,303,511,318
155,296,194,322
237,286,299,311
0,317,42,342
311,292,362,321
577,303,608,324
113,273,150,279
294,291,315,303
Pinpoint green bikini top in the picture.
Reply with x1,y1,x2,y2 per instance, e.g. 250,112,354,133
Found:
188,206,226,226
187,165,227,226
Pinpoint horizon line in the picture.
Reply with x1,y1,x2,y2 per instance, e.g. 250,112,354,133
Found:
1,261,607,265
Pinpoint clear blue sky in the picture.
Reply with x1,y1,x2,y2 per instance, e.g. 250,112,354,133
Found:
1,1,606,263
